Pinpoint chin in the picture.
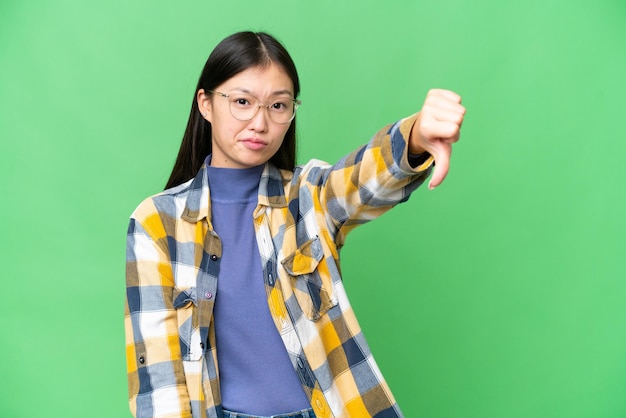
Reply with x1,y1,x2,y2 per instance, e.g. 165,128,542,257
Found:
242,153,272,167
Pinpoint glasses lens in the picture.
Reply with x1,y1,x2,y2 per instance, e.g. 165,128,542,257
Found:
267,98,295,124
228,94,257,121
227,93,296,124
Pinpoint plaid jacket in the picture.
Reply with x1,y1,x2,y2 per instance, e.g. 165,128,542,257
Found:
125,114,433,418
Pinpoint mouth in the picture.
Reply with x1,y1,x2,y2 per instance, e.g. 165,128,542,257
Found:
239,138,268,151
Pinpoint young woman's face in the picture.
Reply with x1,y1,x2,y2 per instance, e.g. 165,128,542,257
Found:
198,63,295,169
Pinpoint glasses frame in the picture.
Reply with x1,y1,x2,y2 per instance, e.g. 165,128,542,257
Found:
208,90,301,124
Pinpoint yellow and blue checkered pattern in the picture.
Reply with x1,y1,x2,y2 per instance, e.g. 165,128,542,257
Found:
125,114,433,417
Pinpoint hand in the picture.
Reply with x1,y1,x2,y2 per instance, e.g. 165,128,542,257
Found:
409,89,466,190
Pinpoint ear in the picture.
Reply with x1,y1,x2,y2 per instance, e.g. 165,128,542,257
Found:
197,89,213,123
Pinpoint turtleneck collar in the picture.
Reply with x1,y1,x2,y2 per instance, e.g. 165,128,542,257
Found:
206,160,264,203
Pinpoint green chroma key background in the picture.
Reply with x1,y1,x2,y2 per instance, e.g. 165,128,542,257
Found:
1,1,625,417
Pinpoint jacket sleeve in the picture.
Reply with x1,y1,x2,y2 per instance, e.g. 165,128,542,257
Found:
307,113,434,246
125,202,193,418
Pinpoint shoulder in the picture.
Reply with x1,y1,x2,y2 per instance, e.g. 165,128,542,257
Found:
129,178,195,223
284,158,333,186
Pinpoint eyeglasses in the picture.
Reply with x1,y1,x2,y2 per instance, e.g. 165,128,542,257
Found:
208,90,301,124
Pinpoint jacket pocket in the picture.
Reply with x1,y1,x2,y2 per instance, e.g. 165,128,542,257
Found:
172,287,202,361
281,236,337,321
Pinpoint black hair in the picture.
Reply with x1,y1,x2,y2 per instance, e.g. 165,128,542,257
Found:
165,31,300,189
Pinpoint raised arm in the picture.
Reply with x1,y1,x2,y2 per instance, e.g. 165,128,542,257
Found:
302,88,465,246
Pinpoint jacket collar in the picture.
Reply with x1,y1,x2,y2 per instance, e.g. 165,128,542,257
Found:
181,160,290,223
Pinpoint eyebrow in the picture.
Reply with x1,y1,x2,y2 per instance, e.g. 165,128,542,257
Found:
232,88,294,97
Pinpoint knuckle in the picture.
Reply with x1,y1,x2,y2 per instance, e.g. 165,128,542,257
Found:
419,120,435,137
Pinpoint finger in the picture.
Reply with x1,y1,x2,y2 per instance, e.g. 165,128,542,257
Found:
424,94,466,114
422,105,465,126
420,118,461,142
428,88,462,104
442,131,460,144
428,143,452,190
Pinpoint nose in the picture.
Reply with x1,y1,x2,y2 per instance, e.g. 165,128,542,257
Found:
247,104,269,131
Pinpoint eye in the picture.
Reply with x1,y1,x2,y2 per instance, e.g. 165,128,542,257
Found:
270,101,289,113
232,96,253,108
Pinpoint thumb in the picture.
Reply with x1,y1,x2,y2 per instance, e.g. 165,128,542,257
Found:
428,143,452,190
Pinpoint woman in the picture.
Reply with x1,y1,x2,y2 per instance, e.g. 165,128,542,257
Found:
125,31,465,418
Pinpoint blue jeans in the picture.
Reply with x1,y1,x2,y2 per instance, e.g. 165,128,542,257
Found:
222,408,316,418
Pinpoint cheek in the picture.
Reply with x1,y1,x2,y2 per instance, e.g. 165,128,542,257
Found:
276,125,291,143
270,133,287,153
214,115,244,140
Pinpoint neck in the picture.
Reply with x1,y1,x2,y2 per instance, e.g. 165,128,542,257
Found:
207,163,264,202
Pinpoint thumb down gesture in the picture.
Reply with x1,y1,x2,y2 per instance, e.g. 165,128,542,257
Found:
409,89,466,190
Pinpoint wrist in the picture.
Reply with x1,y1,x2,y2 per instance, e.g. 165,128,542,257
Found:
408,113,427,154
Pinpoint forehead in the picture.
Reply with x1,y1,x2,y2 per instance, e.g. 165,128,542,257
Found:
218,63,294,97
